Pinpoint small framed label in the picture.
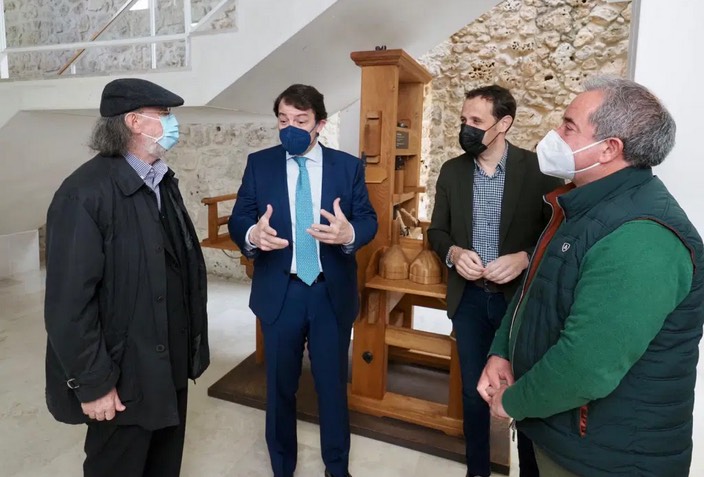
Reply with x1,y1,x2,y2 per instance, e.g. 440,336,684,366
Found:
396,130,409,149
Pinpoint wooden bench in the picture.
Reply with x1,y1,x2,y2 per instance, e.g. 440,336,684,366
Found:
200,193,264,364
200,193,240,251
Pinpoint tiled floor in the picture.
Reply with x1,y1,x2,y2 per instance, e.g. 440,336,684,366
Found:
0,270,491,477
1,270,703,476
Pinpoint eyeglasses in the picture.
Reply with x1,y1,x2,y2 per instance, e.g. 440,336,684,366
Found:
135,108,171,118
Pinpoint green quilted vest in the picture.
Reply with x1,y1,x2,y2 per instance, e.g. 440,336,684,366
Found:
510,167,704,477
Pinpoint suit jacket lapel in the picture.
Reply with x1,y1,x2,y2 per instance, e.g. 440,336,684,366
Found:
274,147,293,243
457,154,475,248
499,143,526,249
320,144,336,226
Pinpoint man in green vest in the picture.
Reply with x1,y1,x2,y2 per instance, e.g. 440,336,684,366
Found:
478,76,704,477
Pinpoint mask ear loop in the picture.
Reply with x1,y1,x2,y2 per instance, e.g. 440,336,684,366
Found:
570,161,601,175
133,112,165,143
484,118,504,149
573,138,606,154
569,138,608,174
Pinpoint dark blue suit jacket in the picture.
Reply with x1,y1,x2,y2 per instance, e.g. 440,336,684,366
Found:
228,144,378,327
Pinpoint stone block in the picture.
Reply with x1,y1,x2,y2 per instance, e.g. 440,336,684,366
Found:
536,6,574,34
589,5,623,26
502,0,522,12
549,42,577,71
574,26,595,48
601,24,630,44
519,20,540,37
539,30,562,49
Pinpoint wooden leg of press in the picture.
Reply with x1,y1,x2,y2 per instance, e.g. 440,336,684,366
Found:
350,290,389,400
399,295,414,329
448,336,463,419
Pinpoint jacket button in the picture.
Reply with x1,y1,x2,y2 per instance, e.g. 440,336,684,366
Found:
156,295,165,303
155,245,163,253
155,344,166,353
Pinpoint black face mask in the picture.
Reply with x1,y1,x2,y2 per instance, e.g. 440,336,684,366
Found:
458,122,499,157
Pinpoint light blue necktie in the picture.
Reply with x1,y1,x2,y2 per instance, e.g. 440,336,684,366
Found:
294,156,319,285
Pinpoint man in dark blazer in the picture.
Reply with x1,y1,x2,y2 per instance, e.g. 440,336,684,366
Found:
428,85,561,477
44,78,209,477
229,84,377,477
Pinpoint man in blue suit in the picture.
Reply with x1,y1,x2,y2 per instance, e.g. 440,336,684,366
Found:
229,84,378,477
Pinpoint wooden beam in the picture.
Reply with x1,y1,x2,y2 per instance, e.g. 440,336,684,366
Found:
351,290,389,399
58,0,140,75
388,347,450,371
348,390,463,437
350,49,433,84
399,294,447,310
201,193,237,205
207,202,219,242
200,233,238,251
448,339,463,419
385,325,451,357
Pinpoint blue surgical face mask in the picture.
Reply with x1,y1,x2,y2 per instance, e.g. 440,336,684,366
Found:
279,123,316,156
138,113,180,151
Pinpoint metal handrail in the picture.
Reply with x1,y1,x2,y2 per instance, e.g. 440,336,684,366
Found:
0,0,236,80
7,34,188,54
57,0,140,75
192,0,230,32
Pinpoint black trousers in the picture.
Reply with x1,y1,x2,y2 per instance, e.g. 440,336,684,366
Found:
518,429,540,477
452,283,508,476
83,388,188,477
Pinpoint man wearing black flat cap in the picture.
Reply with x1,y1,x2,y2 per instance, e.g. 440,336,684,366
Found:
44,78,209,477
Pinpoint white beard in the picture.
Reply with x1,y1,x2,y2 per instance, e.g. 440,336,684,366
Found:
145,140,166,158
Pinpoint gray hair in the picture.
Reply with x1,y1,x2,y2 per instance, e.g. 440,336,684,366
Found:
583,76,676,168
88,114,132,156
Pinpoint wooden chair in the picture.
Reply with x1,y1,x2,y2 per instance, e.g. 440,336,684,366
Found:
200,193,264,364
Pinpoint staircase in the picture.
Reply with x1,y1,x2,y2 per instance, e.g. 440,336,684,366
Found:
0,0,501,237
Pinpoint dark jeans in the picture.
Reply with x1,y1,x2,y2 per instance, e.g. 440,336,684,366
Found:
452,282,508,477
453,282,540,477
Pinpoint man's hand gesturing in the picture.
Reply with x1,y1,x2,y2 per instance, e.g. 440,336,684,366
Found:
250,204,289,251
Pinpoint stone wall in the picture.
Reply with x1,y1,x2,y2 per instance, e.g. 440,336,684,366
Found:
3,0,235,78
417,0,631,216
23,0,631,281
166,121,277,280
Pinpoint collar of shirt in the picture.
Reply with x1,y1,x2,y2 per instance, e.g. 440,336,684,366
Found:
473,140,509,173
124,152,169,188
286,141,323,164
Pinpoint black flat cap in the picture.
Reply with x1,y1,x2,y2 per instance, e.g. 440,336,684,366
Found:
100,78,184,117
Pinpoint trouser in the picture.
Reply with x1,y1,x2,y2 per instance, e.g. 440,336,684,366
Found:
261,277,352,477
83,387,188,477
518,429,540,476
534,446,581,477
452,282,507,477
453,282,539,477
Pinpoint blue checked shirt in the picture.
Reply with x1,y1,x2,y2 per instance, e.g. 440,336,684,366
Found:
471,144,508,266
124,152,169,210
